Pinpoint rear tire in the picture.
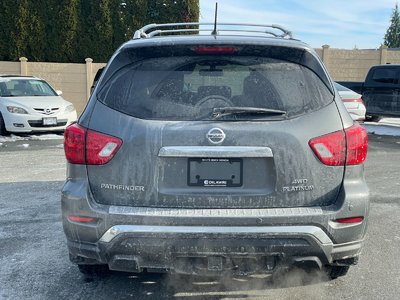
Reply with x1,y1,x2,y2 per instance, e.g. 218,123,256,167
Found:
0,112,9,136
326,265,349,280
78,264,109,277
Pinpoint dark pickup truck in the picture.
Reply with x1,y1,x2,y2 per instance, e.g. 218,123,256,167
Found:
338,64,400,121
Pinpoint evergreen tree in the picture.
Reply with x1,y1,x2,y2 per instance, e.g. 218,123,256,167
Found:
26,0,47,61
57,0,80,62
0,1,16,60
110,1,129,50
95,0,114,60
11,0,30,60
384,3,400,48
0,0,199,62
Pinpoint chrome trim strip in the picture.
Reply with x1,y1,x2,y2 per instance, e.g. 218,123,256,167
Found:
158,146,273,158
99,225,332,245
108,206,323,218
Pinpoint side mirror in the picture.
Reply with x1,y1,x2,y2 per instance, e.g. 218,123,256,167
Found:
56,90,63,96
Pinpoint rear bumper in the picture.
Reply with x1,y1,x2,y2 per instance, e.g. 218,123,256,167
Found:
62,163,369,275
66,223,363,275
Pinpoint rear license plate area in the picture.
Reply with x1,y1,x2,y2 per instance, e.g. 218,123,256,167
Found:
188,158,242,187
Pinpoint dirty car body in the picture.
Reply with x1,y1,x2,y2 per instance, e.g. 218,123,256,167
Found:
62,23,369,279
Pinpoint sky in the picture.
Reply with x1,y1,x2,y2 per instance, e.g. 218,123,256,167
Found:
199,0,397,49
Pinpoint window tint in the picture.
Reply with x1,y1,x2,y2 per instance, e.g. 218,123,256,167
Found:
98,56,333,121
371,68,398,84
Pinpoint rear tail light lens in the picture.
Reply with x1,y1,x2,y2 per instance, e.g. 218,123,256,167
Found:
86,130,122,165
64,123,122,165
345,123,368,165
309,130,346,166
309,123,368,166
342,97,364,104
64,124,86,164
334,216,364,224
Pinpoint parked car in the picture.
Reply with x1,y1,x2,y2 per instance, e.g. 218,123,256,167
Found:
62,22,369,280
334,82,366,121
338,64,400,121
0,75,77,135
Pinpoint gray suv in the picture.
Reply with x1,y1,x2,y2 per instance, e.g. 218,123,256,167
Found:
62,23,369,279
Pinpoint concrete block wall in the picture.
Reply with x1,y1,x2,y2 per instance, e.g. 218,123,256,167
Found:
0,58,106,114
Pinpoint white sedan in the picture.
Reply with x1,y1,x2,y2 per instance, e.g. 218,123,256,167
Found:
0,75,77,135
334,82,366,121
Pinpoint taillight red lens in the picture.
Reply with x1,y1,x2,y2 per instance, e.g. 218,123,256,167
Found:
64,123,122,165
345,123,368,165
334,216,364,224
64,123,86,164
342,97,364,104
193,46,238,54
86,130,122,165
309,123,368,166
309,130,346,166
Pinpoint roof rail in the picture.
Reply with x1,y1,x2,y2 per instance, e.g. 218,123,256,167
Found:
133,23,292,40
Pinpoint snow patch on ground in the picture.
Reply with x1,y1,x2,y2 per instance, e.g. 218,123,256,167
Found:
0,133,63,142
380,118,400,125
364,124,400,136
363,118,400,137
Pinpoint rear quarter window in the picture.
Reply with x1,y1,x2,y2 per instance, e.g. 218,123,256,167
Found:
370,68,398,84
98,56,333,121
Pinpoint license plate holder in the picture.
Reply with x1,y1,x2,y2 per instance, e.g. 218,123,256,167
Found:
188,158,242,187
42,117,57,125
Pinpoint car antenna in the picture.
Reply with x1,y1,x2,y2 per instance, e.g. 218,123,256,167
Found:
211,2,218,35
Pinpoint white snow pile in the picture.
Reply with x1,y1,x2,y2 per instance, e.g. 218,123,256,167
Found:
0,134,63,143
363,118,400,137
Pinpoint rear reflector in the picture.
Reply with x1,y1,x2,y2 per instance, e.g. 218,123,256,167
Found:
334,216,364,224
67,216,96,223
64,123,122,165
309,123,368,166
193,46,238,54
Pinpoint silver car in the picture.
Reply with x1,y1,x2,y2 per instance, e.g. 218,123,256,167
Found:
335,82,366,121
62,23,369,280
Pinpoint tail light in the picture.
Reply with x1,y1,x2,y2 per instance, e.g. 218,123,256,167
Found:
342,97,364,104
64,123,122,165
309,123,368,166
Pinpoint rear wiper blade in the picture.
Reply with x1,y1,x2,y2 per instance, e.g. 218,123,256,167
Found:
212,106,287,119
0,94,17,97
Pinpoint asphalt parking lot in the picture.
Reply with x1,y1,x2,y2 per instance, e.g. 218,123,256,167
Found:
0,126,399,300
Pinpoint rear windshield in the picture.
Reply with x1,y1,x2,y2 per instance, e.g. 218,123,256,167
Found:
98,56,333,121
370,68,398,84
